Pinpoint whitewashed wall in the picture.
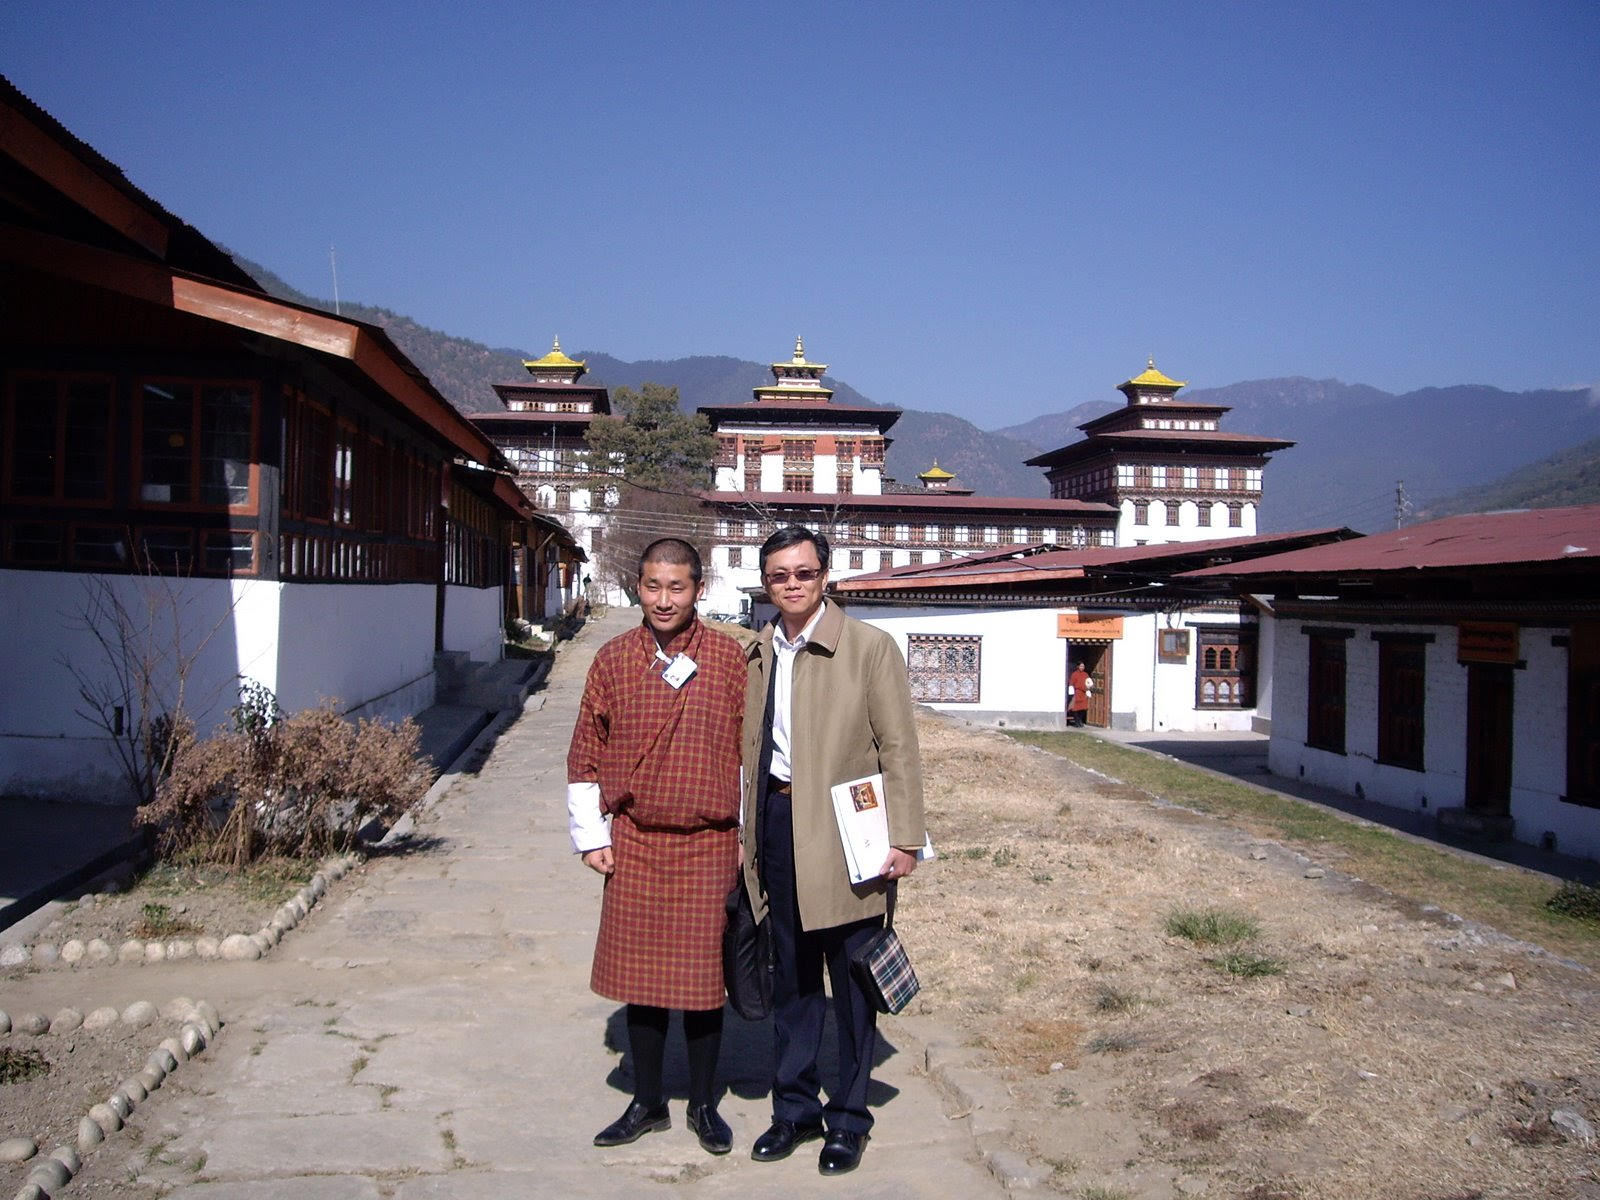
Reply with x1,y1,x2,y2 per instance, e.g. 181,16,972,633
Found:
856,606,1068,727
441,584,503,665
1099,610,1256,733
0,570,281,800
1267,620,1597,861
276,582,440,722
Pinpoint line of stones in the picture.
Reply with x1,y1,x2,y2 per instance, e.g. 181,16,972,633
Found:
0,855,358,970
0,997,222,1200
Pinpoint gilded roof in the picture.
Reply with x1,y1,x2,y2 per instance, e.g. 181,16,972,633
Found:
522,335,587,377
1119,357,1187,392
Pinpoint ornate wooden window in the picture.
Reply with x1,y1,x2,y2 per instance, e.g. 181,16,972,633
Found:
1306,630,1351,752
1135,465,1153,488
861,439,885,465
728,546,743,569
1377,635,1429,770
907,634,981,703
849,549,863,569
715,436,737,467
1198,466,1216,490
1196,503,1212,527
1133,500,1149,524
836,467,853,494
1228,503,1244,528
743,452,762,492
1196,626,1254,707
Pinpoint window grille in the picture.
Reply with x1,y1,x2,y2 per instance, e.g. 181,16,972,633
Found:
907,634,981,703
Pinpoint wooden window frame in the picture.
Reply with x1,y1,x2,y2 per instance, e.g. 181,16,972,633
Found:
1305,629,1351,753
1376,634,1428,771
135,377,260,516
1195,625,1255,708
3,372,116,507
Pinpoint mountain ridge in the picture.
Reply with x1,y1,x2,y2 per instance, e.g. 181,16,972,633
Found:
234,255,1600,531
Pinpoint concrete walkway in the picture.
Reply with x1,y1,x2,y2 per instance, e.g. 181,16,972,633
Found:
53,607,1001,1198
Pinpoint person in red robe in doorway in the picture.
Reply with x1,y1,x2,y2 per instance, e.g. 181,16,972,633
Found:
566,538,746,1155
1068,661,1092,726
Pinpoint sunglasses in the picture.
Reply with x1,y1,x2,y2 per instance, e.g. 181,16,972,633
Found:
763,567,823,585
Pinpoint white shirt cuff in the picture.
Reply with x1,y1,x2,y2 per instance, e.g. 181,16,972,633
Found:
567,781,610,853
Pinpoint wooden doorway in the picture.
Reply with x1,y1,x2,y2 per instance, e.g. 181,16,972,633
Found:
1464,663,1513,817
1067,643,1113,728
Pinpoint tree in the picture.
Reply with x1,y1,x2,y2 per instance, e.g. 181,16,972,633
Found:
583,383,718,598
585,383,717,489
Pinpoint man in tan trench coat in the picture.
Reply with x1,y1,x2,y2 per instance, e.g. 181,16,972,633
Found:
739,525,926,1176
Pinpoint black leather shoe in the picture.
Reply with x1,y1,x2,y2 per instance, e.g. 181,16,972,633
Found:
751,1118,825,1162
593,1098,670,1146
686,1103,732,1155
818,1129,868,1175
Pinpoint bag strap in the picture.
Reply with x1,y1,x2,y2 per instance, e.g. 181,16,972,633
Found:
884,879,897,930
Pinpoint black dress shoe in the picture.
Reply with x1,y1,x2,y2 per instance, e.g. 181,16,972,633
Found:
818,1129,868,1175
686,1102,732,1155
593,1098,670,1146
751,1118,825,1161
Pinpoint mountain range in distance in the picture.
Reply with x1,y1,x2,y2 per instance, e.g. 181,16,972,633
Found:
239,258,1600,534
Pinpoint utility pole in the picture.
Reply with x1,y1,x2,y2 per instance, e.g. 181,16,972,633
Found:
1395,480,1413,529
330,245,341,315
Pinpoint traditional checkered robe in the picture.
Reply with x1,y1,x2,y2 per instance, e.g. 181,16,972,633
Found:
567,617,744,1010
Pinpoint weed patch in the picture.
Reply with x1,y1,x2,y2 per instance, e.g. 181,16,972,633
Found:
0,1046,49,1083
132,901,200,939
1546,880,1600,924
1210,952,1286,978
1165,907,1260,946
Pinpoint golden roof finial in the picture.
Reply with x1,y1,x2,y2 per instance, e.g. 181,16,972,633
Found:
794,335,805,362
553,335,562,352
1148,355,1156,369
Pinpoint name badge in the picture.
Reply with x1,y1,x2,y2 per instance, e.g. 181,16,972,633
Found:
661,653,697,689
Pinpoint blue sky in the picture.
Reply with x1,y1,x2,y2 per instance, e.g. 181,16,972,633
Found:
5,1,1597,427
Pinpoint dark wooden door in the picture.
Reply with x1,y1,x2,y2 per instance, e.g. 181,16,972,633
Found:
1067,643,1113,728
1465,664,1513,816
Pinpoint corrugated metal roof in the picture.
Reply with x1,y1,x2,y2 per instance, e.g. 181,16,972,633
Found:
1183,505,1600,578
836,528,1354,590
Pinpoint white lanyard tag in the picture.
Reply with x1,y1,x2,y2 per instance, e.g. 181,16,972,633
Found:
661,653,697,689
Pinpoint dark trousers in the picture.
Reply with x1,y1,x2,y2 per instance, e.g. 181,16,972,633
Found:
760,781,882,1134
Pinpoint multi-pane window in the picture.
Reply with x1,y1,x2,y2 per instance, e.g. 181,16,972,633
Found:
907,634,981,703
1306,631,1349,753
894,523,911,542
1196,504,1212,527
1133,500,1150,524
1196,627,1255,707
139,380,255,509
715,436,737,467
1377,637,1427,770
860,439,885,465
1228,503,1244,528
5,374,113,503
728,546,743,569
743,452,762,492
836,467,853,494
849,549,863,569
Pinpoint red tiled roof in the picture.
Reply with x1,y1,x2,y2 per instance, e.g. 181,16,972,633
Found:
1182,506,1600,579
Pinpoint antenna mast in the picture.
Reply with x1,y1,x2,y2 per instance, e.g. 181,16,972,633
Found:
330,245,341,315
1394,480,1413,529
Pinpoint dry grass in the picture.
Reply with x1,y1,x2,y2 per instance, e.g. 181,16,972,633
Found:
902,712,1600,1200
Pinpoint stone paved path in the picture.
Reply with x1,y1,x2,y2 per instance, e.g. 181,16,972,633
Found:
65,608,1002,1199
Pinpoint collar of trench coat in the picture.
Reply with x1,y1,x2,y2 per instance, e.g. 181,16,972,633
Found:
740,599,927,931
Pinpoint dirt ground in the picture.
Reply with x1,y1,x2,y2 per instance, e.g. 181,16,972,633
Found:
4,713,1597,1198
903,714,1600,1200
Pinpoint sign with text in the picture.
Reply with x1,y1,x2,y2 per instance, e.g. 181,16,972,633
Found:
1457,621,1519,664
1058,612,1123,641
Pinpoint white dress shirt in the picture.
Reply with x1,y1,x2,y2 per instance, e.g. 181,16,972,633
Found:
768,604,825,783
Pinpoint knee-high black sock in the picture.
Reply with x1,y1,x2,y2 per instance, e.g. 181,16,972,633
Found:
683,1006,724,1107
626,1004,669,1106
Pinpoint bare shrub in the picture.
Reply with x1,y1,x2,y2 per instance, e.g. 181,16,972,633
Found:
139,688,430,865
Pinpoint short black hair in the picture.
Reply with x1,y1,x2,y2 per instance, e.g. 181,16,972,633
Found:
638,537,703,584
759,525,830,574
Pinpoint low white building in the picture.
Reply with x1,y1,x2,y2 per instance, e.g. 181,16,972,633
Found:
1186,506,1600,863
824,532,1351,733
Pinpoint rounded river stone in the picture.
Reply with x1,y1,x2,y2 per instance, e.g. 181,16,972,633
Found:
121,1000,158,1027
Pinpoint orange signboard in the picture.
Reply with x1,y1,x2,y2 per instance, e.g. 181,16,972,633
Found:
1457,621,1519,664
1057,612,1123,641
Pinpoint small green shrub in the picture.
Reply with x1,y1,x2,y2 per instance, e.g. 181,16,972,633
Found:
1210,952,1286,978
1092,984,1147,1013
0,1046,49,1083
992,847,1019,868
1546,880,1600,924
132,902,199,939
1165,907,1261,946
1085,1031,1140,1054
